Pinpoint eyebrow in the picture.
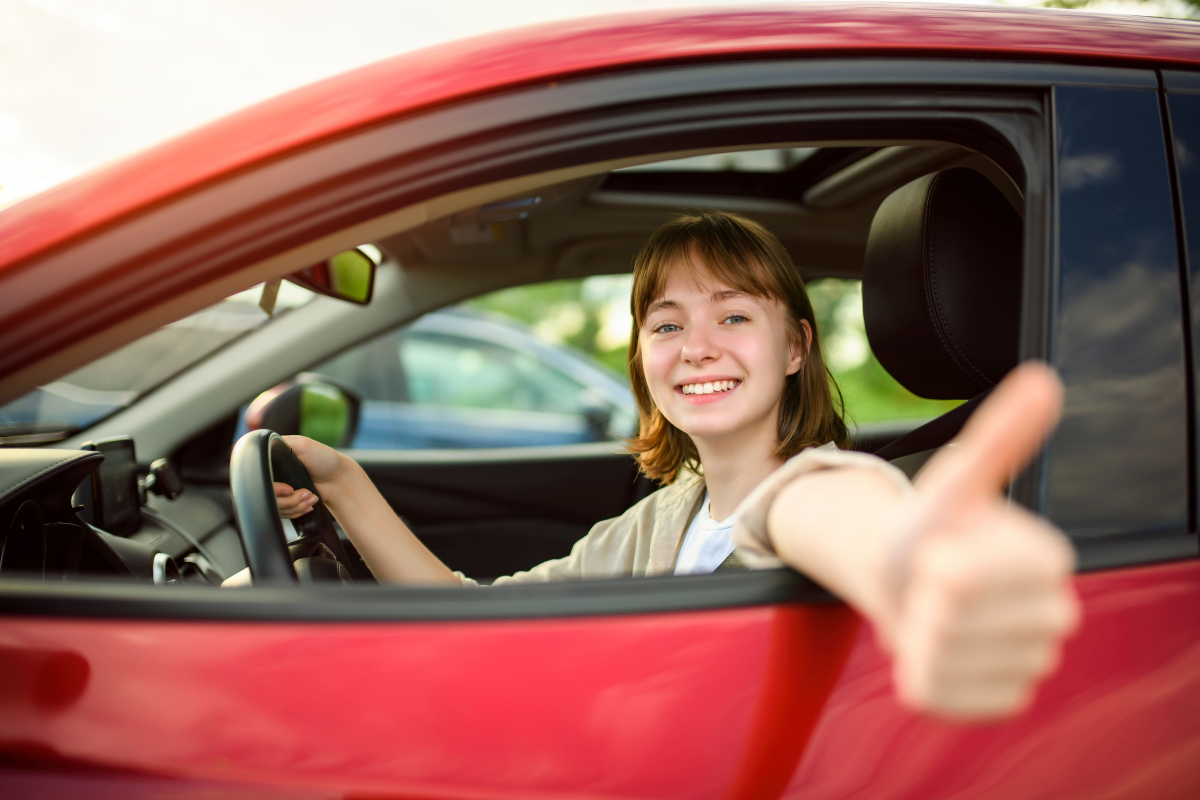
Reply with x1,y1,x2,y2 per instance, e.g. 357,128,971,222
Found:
646,290,756,316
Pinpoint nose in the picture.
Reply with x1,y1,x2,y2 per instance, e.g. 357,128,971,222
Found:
681,323,720,366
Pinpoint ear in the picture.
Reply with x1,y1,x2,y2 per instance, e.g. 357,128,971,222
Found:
786,319,811,376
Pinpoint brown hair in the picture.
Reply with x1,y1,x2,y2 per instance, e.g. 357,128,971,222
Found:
625,210,849,483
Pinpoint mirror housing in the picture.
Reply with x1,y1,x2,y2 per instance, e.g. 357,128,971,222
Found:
285,247,376,305
244,374,362,448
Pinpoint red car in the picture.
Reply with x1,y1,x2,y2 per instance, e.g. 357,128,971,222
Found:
2,4,1200,797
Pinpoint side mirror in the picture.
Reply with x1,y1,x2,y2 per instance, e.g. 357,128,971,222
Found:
244,375,362,448
285,248,376,305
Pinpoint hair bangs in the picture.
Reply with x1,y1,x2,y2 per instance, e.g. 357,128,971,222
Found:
632,217,788,329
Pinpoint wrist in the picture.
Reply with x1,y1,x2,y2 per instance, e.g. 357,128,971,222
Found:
767,468,901,635
322,452,361,512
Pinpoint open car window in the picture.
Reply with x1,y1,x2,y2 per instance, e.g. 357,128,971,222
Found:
297,273,956,454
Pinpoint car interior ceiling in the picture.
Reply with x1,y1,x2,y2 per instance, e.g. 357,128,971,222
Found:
2,138,1026,587
381,141,1021,288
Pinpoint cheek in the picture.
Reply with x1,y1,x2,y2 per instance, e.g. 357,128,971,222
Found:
640,339,678,395
726,329,793,388
727,333,775,372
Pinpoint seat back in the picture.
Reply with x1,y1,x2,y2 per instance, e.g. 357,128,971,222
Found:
861,167,1022,468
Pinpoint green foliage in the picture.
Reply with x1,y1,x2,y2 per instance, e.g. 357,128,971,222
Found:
468,276,632,378
1036,0,1199,19
807,279,960,426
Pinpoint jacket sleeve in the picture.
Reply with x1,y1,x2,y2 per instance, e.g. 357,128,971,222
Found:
732,444,914,568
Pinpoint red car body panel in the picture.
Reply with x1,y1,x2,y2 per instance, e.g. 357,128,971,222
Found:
1,562,1197,797
788,559,1200,798
0,604,859,798
0,4,1197,275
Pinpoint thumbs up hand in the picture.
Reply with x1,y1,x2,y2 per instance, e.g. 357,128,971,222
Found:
887,362,1080,719
766,362,1080,720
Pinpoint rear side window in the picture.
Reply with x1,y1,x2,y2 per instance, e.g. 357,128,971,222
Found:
1045,86,1188,537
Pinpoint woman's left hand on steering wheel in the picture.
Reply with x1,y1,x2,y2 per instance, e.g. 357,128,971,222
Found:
274,436,347,519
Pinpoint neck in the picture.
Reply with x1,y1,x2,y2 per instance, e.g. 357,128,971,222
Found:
693,414,785,522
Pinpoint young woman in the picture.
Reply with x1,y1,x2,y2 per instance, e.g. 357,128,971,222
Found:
271,211,1079,720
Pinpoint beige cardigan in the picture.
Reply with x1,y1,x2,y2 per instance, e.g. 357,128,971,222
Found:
458,444,912,587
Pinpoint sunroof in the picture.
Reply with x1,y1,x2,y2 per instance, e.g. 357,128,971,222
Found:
615,148,819,173
600,147,879,204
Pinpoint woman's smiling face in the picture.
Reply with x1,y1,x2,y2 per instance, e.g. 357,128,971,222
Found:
640,259,806,445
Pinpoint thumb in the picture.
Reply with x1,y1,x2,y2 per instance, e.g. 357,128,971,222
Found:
274,482,295,497
882,363,1064,606
913,361,1063,523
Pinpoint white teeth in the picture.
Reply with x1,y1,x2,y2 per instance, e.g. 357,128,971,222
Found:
681,380,738,395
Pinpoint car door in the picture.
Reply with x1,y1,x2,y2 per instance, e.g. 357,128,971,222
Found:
775,74,1200,798
3,53,1198,800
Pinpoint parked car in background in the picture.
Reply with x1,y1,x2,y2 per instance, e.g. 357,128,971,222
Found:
307,306,636,449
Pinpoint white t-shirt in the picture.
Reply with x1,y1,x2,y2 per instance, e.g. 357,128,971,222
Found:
673,493,738,575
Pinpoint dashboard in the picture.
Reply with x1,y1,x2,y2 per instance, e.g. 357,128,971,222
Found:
0,439,242,585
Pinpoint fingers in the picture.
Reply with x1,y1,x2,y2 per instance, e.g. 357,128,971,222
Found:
280,434,344,491
915,362,1064,520
891,503,1079,721
274,481,318,518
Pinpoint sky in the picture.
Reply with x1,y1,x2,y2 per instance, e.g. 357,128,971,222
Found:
0,0,1190,206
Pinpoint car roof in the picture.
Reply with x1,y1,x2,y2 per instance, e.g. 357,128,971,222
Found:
0,3,1196,275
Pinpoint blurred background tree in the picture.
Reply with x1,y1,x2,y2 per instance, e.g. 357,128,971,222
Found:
1031,0,1199,18
806,279,959,427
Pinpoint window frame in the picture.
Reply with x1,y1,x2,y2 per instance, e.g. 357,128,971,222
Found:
4,57,1154,620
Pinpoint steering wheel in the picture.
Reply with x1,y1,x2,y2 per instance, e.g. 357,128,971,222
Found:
229,429,357,583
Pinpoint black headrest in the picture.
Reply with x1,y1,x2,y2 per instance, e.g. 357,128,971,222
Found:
862,167,1022,400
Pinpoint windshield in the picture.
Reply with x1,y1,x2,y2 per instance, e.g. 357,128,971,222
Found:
0,282,315,445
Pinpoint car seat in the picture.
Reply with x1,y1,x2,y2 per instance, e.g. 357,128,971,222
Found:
861,167,1023,477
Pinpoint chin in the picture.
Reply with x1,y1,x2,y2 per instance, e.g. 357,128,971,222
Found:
670,411,749,441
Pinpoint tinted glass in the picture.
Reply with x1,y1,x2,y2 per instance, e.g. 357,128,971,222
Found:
1169,93,1200,522
1046,87,1188,536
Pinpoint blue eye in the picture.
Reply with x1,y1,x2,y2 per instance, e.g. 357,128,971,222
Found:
654,323,682,333
723,314,749,324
